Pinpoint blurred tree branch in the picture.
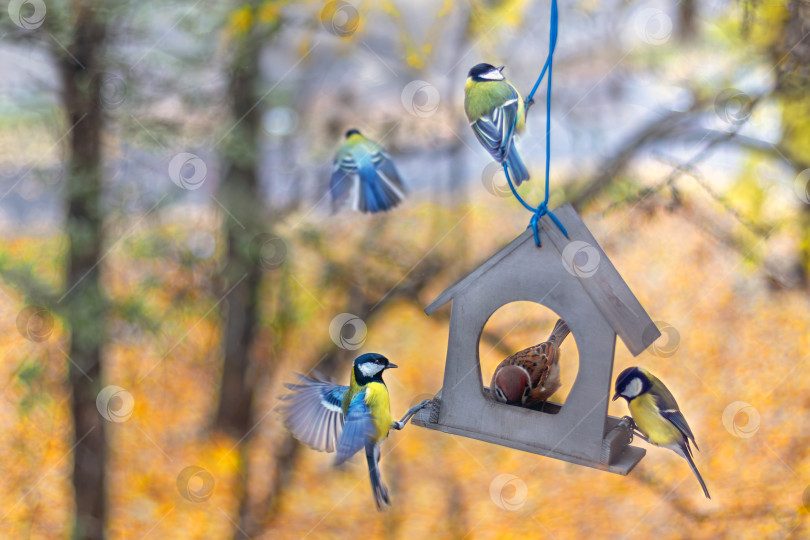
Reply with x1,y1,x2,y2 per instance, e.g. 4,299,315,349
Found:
570,103,703,210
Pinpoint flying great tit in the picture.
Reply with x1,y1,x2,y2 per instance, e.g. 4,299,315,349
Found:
613,366,711,499
279,353,400,510
330,129,406,214
464,63,530,185
491,318,570,406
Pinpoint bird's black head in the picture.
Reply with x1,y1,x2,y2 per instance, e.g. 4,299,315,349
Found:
345,128,361,138
613,366,651,402
353,353,397,384
468,63,505,82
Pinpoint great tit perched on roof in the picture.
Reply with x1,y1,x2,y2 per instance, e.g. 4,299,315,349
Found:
330,129,407,214
613,366,711,499
491,318,570,406
280,353,408,510
464,63,530,185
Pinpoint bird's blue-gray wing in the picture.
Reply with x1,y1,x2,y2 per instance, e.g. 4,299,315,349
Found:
350,141,406,213
278,374,348,453
335,389,377,466
369,144,406,192
470,90,520,163
329,152,357,212
661,408,698,452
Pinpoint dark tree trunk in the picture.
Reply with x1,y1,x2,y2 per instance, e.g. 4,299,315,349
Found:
213,12,269,539
58,3,107,539
677,0,697,41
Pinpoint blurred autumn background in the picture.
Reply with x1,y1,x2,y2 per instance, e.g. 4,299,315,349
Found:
1,0,809,538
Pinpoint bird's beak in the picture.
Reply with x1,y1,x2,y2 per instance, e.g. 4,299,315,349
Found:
612,392,620,401
387,362,398,369
498,65,505,72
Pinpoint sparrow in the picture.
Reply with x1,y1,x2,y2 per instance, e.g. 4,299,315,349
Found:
613,366,711,499
464,63,530,185
330,129,406,213
490,318,570,406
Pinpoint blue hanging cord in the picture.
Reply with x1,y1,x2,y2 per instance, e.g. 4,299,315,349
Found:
503,0,568,246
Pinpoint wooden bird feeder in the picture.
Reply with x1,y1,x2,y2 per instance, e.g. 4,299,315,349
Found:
412,203,661,474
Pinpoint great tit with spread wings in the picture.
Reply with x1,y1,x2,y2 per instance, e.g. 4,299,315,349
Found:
330,129,406,214
464,63,530,185
613,366,711,499
280,353,425,510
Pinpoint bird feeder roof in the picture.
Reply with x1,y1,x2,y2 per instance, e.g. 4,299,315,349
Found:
425,203,660,356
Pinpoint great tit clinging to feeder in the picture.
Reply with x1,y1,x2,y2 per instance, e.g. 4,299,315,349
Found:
464,63,530,185
490,318,570,406
330,129,407,214
280,353,405,510
613,366,711,499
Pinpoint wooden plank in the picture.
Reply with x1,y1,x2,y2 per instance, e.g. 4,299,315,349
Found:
601,416,635,465
539,204,660,356
425,204,659,355
412,406,646,476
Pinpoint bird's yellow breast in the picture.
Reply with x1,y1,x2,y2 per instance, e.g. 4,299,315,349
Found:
345,373,393,443
629,394,682,447
364,382,394,442
464,78,525,133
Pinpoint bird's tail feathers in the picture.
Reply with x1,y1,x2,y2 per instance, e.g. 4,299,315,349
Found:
356,165,404,213
366,443,391,511
548,319,570,345
505,146,530,186
678,443,711,499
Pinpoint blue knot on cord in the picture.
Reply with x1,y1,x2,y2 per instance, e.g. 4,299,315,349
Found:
501,0,569,247
503,166,569,246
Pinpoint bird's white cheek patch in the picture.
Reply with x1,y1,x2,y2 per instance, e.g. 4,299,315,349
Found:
625,377,643,398
480,70,505,81
359,363,384,378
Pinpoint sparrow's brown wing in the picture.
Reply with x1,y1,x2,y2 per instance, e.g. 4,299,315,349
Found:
508,343,554,385
506,341,563,405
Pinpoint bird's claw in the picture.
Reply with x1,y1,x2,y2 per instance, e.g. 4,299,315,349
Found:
393,399,431,430
619,416,648,443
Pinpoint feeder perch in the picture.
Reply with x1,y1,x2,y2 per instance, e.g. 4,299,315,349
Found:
412,203,661,474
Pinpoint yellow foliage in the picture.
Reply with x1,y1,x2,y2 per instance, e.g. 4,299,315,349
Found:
258,1,282,24
227,5,254,37
380,0,400,18
437,0,453,18
747,1,791,51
